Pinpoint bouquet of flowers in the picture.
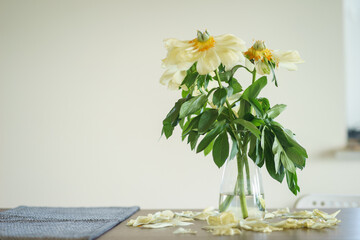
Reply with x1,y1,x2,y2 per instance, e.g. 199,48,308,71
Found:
160,30,307,218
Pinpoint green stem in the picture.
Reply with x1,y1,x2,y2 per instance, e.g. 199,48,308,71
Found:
242,135,252,195
215,70,248,218
236,151,248,218
252,69,257,83
214,70,241,144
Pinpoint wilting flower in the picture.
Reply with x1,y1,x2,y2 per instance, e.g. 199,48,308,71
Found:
244,40,304,75
161,30,247,80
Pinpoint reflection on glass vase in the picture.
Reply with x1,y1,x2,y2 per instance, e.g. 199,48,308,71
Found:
219,155,265,219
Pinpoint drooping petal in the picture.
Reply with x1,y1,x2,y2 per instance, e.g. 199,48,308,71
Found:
196,49,221,75
278,62,298,71
160,68,186,90
213,34,247,70
273,50,304,63
162,38,197,70
272,50,304,71
255,60,271,75
214,34,247,52
216,46,243,71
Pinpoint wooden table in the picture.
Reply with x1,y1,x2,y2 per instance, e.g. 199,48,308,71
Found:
99,209,360,240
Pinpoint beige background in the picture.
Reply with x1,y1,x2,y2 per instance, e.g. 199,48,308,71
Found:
0,0,356,209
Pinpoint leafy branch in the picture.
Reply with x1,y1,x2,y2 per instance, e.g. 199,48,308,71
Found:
162,64,307,196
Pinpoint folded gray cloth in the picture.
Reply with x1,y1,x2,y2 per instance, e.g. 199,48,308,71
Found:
0,206,139,240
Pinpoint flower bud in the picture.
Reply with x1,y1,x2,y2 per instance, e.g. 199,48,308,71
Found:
197,30,210,42
253,40,267,51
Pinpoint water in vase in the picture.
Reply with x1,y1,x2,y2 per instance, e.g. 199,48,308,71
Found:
219,193,265,219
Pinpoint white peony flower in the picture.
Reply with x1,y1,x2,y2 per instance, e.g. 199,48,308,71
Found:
162,31,248,75
244,40,304,75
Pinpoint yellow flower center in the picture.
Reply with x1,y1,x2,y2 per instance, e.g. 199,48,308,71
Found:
245,40,273,62
189,36,215,52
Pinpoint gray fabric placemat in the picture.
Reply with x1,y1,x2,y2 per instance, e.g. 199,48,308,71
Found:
0,206,139,240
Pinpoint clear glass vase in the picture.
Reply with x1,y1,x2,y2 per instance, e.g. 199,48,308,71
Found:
219,155,265,219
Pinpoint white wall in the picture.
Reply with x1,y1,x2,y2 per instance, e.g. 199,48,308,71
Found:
0,0,354,209
344,0,360,130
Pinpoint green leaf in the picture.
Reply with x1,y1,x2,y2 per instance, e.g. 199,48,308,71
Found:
188,131,200,150
162,123,174,139
238,99,251,119
270,124,308,158
272,136,296,173
267,104,286,119
198,109,218,133
163,98,187,125
213,88,227,107
263,129,285,183
269,61,278,87
242,76,267,101
280,151,296,173
196,121,226,153
182,115,200,137
179,118,185,128
270,125,294,149
204,140,214,156
162,97,188,139
197,74,210,90
285,147,306,169
229,78,242,94
229,138,239,160
181,89,190,98
251,118,265,127
272,137,282,173
233,119,261,139
212,132,229,168
283,129,308,158
226,86,233,97
179,94,208,118
248,97,264,117
261,127,266,149
181,71,198,88
217,69,233,82
248,134,257,162
248,134,265,168
258,97,270,112
286,170,300,195
243,113,255,122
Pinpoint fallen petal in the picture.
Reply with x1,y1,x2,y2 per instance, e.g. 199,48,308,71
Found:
173,227,197,234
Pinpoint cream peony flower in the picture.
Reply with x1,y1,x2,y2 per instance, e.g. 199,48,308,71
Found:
162,31,247,75
244,40,304,75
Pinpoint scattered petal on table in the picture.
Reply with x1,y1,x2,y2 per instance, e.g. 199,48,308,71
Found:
211,227,242,236
173,227,197,234
141,222,173,228
132,214,154,226
286,210,314,219
174,211,196,218
264,212,275,219
153,210,175,221
313,209,341,220
175,216,194,222
171,219,194,226
220,212,237,225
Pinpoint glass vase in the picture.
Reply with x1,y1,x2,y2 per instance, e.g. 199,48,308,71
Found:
219,155,265,219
